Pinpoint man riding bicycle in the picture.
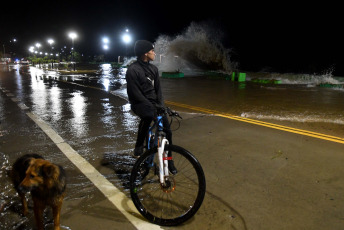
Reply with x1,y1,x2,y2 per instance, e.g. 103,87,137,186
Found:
125,40,177,174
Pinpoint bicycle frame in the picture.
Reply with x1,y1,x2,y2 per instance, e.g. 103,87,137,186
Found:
130,108,205,225
147,115,170,185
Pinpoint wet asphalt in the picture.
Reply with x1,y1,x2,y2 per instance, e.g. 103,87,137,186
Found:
1,64,344,230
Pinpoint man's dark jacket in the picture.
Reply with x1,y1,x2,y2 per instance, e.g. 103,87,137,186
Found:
126,59,164,118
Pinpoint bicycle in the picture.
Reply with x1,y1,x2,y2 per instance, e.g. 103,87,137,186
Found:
130,107,206,226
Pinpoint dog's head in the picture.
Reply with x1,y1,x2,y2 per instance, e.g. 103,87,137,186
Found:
18,158,59,193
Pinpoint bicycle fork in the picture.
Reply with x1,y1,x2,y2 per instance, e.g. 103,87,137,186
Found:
158,136,169,185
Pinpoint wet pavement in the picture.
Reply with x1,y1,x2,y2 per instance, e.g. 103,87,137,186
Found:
1,64,344,230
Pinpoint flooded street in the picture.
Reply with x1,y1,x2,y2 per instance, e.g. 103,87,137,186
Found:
1,64,344,230
0,64,139,229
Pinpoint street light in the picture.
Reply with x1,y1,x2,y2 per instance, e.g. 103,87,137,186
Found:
102,37,110,62
122,29,131,59
29,46,35,53
68,32,77,63
47,39,54,46
47,39,55,67
102,37,109,44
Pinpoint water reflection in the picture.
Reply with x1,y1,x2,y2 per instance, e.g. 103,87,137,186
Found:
49,86,62,121
121,103,137,132
97,63,126,91
69,91,88,137
100,98,117,128
30,74,48,114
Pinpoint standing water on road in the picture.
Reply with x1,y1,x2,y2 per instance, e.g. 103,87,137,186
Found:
21,58,344,139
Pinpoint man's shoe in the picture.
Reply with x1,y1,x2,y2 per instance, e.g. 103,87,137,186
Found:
133,146,143,158
168,160,178,175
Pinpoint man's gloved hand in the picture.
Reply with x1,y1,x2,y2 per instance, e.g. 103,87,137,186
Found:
155,104,165,114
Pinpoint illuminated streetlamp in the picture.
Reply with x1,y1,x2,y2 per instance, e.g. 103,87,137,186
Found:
102,37,109,44
47,39,54,46
29,46,35,53
68,32,77,63
102,37,110,62
47,39,54,53
47,39,55,67
102,37,110,51
122,29,132,58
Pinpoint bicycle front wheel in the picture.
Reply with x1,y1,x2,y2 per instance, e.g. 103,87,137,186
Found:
130,144,206,226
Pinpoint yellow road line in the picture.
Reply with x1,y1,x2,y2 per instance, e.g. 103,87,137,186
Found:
165,100,344,144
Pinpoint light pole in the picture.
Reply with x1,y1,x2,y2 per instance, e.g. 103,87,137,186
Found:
122,29,131,60
2,44,5,63
102,37,109,62
68,32,77,70
35,43,41,67
47,39,54,68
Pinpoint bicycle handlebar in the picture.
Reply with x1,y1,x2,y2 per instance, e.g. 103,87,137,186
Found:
156,106,182,119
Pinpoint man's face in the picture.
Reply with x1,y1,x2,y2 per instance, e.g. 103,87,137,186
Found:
146,49,156,61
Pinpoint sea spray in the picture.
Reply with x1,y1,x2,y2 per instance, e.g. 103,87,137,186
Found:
247,66,343,85
153,22,234,75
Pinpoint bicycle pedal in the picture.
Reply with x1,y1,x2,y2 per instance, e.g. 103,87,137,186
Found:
168,160,178,175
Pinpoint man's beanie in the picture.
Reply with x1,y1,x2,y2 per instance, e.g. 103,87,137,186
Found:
134,40,154,57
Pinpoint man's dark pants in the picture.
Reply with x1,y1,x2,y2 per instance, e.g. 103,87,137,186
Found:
132,103,172,150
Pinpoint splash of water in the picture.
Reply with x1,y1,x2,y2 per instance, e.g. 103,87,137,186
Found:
248,66,343,86
153,21,233,75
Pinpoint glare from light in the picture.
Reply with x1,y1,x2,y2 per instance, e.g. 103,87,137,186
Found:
102,37,109,43
47,39,54,45
103,44,109,50
35,43,41,48
122,34,131,44
69,32,77,40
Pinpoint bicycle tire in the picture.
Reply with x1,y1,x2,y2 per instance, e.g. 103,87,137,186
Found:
130,144,206,226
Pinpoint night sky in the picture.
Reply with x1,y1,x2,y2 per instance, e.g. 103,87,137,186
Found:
1,1,342,76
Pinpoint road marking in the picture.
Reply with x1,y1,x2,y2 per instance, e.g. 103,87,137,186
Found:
166,100,344,144
3,84,158,229
25,112,161,230
3,88,160,229
18,103,29,110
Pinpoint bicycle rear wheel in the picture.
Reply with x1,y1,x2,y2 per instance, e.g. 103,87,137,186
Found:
130,144,206,226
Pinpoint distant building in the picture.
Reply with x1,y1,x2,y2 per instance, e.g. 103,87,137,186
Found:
1,53,12,63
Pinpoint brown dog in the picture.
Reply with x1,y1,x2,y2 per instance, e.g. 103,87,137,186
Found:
10,154,66,230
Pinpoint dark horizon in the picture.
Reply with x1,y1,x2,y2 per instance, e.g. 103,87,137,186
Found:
1,1,342,76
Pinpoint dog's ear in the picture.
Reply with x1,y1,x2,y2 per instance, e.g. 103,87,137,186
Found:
42,164,58,178
24,158,34,168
